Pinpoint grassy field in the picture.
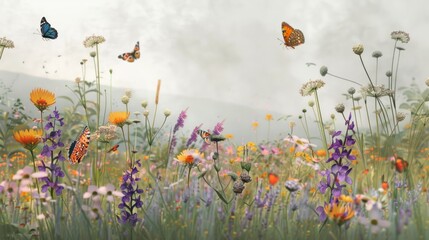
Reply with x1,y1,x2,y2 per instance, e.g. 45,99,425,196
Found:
0,31,428,240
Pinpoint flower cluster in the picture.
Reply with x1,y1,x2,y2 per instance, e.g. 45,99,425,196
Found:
391,31,410,43
299,79,325,96
38,107,66,196
316,113,356,224
170,108,188,151
118,160,144,226
83,35,106,48
0,37,14,48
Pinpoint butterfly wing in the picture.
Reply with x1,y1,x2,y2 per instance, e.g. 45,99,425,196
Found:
198,130,211,144
281,21,304,48
68,126,90,164
107,144,119,153
118,41,140,62
40,17,58,40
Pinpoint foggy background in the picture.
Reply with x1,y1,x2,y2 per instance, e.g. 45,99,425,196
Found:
1,0,427,143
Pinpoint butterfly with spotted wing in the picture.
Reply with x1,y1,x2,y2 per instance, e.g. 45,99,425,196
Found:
68,126,90,164
118,41,140,62
281,22,304,49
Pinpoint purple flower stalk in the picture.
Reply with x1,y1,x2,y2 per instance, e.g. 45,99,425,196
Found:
169,108,188,153
186,124,202,147
39,107,66,196
316,113,357,221
117,160,144,227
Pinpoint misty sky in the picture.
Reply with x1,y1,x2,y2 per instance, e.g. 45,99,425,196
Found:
1,0,428,119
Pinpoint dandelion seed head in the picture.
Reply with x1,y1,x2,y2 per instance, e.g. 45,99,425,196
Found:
348,87,356,95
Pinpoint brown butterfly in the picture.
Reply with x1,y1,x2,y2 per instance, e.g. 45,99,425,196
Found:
118,41,140,62
107,144,119,153
281,22,305,49
68,126,90,164
198,129,211,144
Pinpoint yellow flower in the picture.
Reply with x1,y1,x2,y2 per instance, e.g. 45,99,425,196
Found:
224,134,234,139
108,112,130,127
265,114,273,121
13,128,43,151
324,202,355,225
251,121,259,130
30,88,56,112
175,149,203,165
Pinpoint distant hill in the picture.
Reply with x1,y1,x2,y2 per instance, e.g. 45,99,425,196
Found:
0,70,304,145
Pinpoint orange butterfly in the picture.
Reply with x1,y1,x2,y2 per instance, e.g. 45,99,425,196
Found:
197,129,211,144
268,173,279,185
394,157,408,173
281,22,305,49
68,126,90,164
107,144,119,153
118,41,140,62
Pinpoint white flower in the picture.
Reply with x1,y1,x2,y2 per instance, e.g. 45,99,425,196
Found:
284,135,316,151
83,35,106,48
359,208,390,233
299,79,325,96
98,184,123,202
83,185,99,200
391,31,410,43
0,37,15,48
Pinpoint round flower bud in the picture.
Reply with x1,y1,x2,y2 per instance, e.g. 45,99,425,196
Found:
240,172,252,183
348,87,356,95
320,66,328,76
143,110,149,117
386,71,392,77
302,109,307,113
330,113,335,120
109,69,113,74
335,103,345,113
164,109,171,117
75,77,81,84
121,95,129,104
352,44,364,55
308,100,315,107
141,100,148,108
233,181,245,194
90,51,96,57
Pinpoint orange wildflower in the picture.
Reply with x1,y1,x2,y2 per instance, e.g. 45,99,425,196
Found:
13,128,43,151
30,88,56,112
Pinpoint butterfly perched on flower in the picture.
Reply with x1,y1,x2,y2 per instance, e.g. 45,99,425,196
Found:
281,22,304,48
198,129,211,144
68,126,90,164
40,17,58,40
118,41,140,62
107,144,119,153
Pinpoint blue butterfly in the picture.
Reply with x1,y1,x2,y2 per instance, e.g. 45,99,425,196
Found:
40,17,58,39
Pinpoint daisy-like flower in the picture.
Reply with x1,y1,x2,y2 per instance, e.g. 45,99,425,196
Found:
13,128,43,150
0,37,14,48
12,166,34,187
0,181,18,198
359,207,390,233
30,88,56,112
83,185,100,200
372,51,383,58
83,35,106,48
175,149,204,166
391,31,410,43
108,112,130,127
284,135,316,151
322,201,355,225
299,79,325,96
98,183,124,202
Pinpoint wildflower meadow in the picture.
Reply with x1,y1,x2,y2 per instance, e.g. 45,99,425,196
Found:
1,27,429,240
